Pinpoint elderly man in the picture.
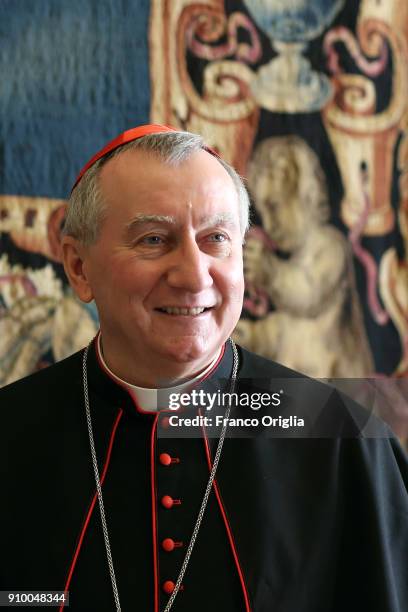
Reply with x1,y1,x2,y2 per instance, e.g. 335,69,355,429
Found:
1,125,407,612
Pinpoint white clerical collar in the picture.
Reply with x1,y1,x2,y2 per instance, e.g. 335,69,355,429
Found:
96,334,222,411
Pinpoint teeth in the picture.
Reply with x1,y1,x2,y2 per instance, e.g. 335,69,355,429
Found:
160,307,206,315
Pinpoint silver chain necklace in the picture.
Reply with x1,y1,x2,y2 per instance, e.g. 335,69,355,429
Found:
82,338,239,612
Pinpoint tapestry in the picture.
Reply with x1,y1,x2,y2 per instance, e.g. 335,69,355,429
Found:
149,0,408,440
0,1,407,441
0,0,151,384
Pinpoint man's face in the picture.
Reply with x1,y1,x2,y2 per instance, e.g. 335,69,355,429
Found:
77,148,244,379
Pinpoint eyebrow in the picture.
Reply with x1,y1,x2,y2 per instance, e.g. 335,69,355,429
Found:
124,214,176,238
200,212,237,227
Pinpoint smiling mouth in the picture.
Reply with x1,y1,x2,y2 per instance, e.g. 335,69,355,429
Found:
156,306,213,316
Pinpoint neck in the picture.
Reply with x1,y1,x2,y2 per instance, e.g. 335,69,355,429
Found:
97,334,222,388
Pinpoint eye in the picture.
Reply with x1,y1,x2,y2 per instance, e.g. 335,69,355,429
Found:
141,234,165,245
208,233,228,242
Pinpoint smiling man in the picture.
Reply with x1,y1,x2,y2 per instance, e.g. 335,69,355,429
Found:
0,125,407,612
63,130,245,386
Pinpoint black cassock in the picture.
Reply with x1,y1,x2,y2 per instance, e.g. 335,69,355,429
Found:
1,339,407,612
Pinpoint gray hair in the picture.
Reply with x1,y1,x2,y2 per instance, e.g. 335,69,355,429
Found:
64,130,251,246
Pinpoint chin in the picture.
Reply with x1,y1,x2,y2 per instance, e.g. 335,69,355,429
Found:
161,335,217,365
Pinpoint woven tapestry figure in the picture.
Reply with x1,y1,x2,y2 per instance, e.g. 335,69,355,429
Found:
233,135,374,377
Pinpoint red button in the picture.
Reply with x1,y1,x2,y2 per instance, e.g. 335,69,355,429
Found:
161,495,173,509
161,495,181,509
162,538,175,552
159,453,172,466
163,580,175,595
162,538,183,552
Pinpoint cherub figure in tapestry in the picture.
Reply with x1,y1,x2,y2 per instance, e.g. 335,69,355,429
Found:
234,135,374,378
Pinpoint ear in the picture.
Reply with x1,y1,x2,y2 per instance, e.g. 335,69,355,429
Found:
61,235,94,303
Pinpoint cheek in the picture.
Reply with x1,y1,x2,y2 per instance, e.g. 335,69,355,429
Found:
219,266,245,304
232,280,245,309
110,260,156,294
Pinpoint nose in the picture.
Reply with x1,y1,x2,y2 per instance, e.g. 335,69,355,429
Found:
166,237,213,293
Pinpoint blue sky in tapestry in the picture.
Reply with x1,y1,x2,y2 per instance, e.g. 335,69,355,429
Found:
0,0,151,199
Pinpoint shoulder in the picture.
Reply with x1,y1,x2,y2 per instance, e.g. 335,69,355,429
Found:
236,348,408,501
0,349,84,412
0,349,87,469
237,345,301,379
236,345,394,439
